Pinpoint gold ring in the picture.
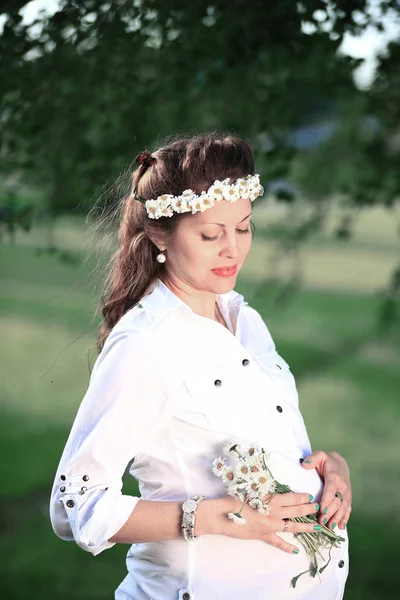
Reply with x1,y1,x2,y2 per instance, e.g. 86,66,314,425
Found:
335,491,344,503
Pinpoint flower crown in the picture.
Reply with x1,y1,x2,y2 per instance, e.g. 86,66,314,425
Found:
134,174,264,219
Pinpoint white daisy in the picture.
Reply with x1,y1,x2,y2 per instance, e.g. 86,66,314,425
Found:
181,189,196,201
249,497,263,510
245,456,262,474
245,480,261,499
258,503,272,515
198,194,214,210
221,466,236,486
211,457,226,477
227,512,247,525
252,472,276,494
207,181,225,201
234,459,251,481
170,196,184,212
223,185,240,202
180,198,192,213
238,181,251,199
189,197,206,213
260,449,272,463
156,205,174,218
226,483,244,500
240,442,261,457
145,200,158,218
223,441,239,456
157,194,174,207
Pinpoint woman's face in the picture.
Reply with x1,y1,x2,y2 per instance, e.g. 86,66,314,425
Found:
163,197,253,294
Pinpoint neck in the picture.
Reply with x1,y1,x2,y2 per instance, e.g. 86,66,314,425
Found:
160,275,220,321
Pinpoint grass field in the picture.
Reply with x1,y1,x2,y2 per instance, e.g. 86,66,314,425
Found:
1,204,399,599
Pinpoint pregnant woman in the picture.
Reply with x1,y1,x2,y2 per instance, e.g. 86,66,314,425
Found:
50,132,351,599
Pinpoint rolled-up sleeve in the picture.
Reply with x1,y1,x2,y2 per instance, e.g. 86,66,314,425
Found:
49,328,172,556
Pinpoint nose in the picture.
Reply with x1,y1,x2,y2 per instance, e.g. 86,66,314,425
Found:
220,231,240,259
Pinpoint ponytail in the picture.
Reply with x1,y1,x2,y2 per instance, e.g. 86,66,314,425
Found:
97,197,159,351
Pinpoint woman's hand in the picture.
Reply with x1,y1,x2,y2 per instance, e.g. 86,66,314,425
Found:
214,493,320,554
301,450,352,531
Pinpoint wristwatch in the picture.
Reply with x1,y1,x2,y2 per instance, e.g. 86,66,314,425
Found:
181,495,206,542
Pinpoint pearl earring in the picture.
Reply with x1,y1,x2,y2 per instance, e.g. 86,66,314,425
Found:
156,250,166,263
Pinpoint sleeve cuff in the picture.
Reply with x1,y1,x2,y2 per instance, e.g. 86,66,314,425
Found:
61,491,141,556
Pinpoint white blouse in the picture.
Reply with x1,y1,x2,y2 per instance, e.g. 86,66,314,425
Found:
49,278,349,600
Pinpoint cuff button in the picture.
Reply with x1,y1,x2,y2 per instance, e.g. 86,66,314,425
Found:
66,499,75,508
214,379,222,387
338,560,345,568
60,486,66,492
82,475,89,481
242,359,250,366
60,475,66,481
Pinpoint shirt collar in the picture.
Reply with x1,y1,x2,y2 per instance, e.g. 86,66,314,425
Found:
139,277,247,320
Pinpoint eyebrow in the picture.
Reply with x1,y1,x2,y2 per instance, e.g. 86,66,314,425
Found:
205,212,253,227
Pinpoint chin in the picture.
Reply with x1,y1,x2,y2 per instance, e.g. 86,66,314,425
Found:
212,275,238,293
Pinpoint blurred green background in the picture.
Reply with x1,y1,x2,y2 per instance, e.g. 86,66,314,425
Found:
1,1,399,599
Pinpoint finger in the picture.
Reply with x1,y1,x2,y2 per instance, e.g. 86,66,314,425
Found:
281,502,320,519
338,506,352,530
319,497,341,526
319,479,345,516
276,492,315,506
326,504,346,531
265,533,301,555
286,520,324,534
326,498,350,530
301,450,327,469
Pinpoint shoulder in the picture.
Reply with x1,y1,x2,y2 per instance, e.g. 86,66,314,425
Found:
93,305,166,378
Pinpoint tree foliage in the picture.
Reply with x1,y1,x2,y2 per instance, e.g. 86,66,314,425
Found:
2,0,398,216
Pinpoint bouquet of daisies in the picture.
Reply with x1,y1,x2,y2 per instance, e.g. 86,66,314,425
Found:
212,441,345,587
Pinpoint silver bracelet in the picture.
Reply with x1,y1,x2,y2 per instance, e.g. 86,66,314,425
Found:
181,495,206,542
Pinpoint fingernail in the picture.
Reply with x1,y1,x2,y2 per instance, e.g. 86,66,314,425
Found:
323,518,327,525
309,494,314,502
323,507,328,514
332,523,336,529
305,460,311,464
315,504,320,511
293,549,299,554
314,525,321,530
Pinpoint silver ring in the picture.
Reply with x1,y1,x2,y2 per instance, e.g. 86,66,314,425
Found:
282,519,289,532
335,491,344,503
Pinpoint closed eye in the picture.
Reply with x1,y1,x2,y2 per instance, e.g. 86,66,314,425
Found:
201,228,250,242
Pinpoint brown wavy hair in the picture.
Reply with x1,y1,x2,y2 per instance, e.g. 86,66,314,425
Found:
97,132,255,351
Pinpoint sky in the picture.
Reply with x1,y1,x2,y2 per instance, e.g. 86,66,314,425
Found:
2,0,400,88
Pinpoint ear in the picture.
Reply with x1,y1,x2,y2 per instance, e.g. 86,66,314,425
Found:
148,233,167,251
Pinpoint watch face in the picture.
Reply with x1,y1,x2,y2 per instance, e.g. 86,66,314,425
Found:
183,499,198,513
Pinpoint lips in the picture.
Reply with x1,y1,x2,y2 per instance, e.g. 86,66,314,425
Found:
211,264,238,277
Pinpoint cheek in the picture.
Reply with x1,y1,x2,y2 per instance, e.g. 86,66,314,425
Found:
241,233,253,256
170,236,212,265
